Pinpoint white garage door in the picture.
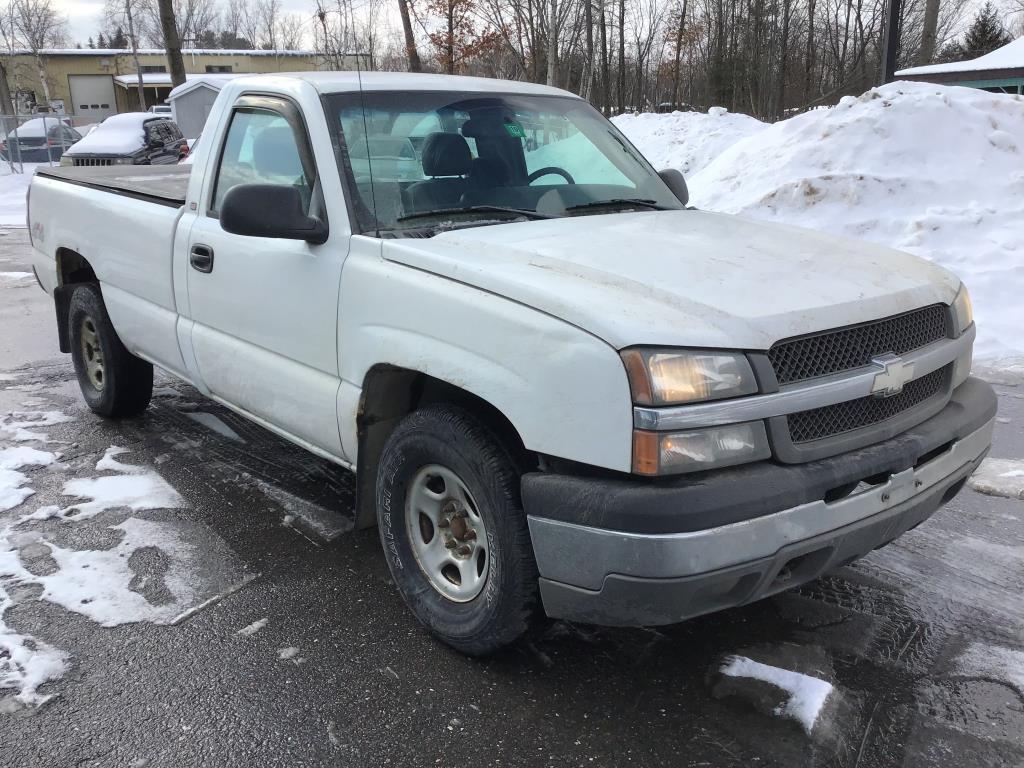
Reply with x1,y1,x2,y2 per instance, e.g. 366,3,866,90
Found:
68,75,116,121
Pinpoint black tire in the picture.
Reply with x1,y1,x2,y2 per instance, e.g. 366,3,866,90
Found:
68,283,153,418
376,404,540,655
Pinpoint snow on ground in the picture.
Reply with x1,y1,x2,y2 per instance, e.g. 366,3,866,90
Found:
968,458,1024,500
20,445,184,522
0,408,211,705
720,655,834,734
954,642,1024,698
0,164,38,228
1,410,74,442
679,82,1024,360
237,617,268,637
613,107,767,176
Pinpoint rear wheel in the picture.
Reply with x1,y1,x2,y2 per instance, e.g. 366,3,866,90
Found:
376,405,540,655
68,283,153,418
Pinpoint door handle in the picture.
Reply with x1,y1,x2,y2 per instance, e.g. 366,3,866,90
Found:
190,244,214,273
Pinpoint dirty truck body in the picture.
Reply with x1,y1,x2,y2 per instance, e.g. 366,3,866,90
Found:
27,72,996,654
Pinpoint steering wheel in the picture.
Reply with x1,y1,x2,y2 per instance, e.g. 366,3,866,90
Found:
527,166,575,185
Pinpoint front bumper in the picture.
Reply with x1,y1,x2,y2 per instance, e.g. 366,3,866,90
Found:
523,376,996,626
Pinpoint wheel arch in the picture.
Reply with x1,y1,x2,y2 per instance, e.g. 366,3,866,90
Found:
353,364,534,530
53,247,99,353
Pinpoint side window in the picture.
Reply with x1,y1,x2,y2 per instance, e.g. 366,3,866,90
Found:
211,107,312,215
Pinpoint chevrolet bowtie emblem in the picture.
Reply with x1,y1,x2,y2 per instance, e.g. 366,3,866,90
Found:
870,353,915,398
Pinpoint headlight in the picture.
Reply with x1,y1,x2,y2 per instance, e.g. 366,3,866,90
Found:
114,157,134,165
620,348,758,405
59,155,72,166
952,284,973,335
632,421,771,475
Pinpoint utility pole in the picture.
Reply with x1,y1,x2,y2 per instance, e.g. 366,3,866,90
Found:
156,0,187,88
881,0,902,83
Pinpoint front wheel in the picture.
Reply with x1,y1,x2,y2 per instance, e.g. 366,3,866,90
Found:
376,405,540,655
68,283,153,418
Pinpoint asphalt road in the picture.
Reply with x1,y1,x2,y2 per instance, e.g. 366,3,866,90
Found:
1,230,1022,768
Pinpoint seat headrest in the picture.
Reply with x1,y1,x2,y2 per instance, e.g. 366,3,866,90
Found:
421,132,472,177
253,126,303,178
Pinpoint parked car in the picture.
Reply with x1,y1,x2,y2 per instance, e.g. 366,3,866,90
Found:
27,73,995,656
60,112,187,167
0,117,82,163
148,104,173,116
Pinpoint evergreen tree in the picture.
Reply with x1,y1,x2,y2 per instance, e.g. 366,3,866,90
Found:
97,32,107,49
961,2,1012,59
110,26,128,48
87,36,95,49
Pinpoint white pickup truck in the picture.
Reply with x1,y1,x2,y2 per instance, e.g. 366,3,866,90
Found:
27,72,995,654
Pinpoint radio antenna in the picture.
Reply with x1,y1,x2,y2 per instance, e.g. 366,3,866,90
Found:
351,2,379,237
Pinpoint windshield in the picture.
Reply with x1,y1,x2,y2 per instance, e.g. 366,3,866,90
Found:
324,91,683,236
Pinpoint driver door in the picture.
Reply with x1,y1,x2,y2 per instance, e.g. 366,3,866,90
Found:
184,95,349,459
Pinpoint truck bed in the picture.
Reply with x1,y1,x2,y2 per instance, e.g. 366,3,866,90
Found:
35,164,189,208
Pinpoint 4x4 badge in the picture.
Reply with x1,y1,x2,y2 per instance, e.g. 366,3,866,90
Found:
870,353,915,398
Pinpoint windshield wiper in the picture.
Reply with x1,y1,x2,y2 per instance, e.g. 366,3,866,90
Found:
396,205,557,223
565,198,667,214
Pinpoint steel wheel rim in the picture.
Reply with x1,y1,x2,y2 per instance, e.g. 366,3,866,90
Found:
406,463,489,603
80,316,104,391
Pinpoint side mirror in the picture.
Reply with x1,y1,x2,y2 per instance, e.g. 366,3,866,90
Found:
658,168,689,206
220,183,328,245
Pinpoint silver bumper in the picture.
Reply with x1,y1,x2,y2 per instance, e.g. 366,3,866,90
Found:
528,417,993,623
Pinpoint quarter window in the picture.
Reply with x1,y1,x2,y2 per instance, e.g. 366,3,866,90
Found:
211,107,312,214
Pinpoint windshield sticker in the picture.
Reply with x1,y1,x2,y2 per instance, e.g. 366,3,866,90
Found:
503,122,526,139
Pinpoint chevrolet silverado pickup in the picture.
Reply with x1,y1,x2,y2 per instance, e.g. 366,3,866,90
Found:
26,72,996,655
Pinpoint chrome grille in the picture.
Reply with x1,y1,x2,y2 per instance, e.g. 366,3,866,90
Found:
787,366,948,443
768,305,950,385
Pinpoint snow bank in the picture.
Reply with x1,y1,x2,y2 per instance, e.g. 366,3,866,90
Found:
720,655,833,734
685,82,1024,359
613,107,767,176
0,165,36,228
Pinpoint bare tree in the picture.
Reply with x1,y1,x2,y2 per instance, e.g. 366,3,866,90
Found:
398,0,422,71
104,0,147,108
916,0,939,63
11,0,67,104
156,0,186,86
255,0,281,49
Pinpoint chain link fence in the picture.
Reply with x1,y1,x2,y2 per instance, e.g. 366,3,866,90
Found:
0,113,95,174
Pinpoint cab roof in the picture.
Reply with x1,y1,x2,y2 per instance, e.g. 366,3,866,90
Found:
228,71,581,99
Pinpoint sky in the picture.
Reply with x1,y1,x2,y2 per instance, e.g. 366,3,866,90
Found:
55,0,320,48
58,0,103,47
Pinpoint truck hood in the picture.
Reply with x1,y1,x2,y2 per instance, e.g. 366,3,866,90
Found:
382,210,960,350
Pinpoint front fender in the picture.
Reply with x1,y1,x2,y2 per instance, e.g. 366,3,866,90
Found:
338,248,633,472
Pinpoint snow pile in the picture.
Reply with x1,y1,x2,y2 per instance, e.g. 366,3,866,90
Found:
684,82,1024,359
0,164,35,228
613,107,768,176
64,112,150,156
720,655,834,734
